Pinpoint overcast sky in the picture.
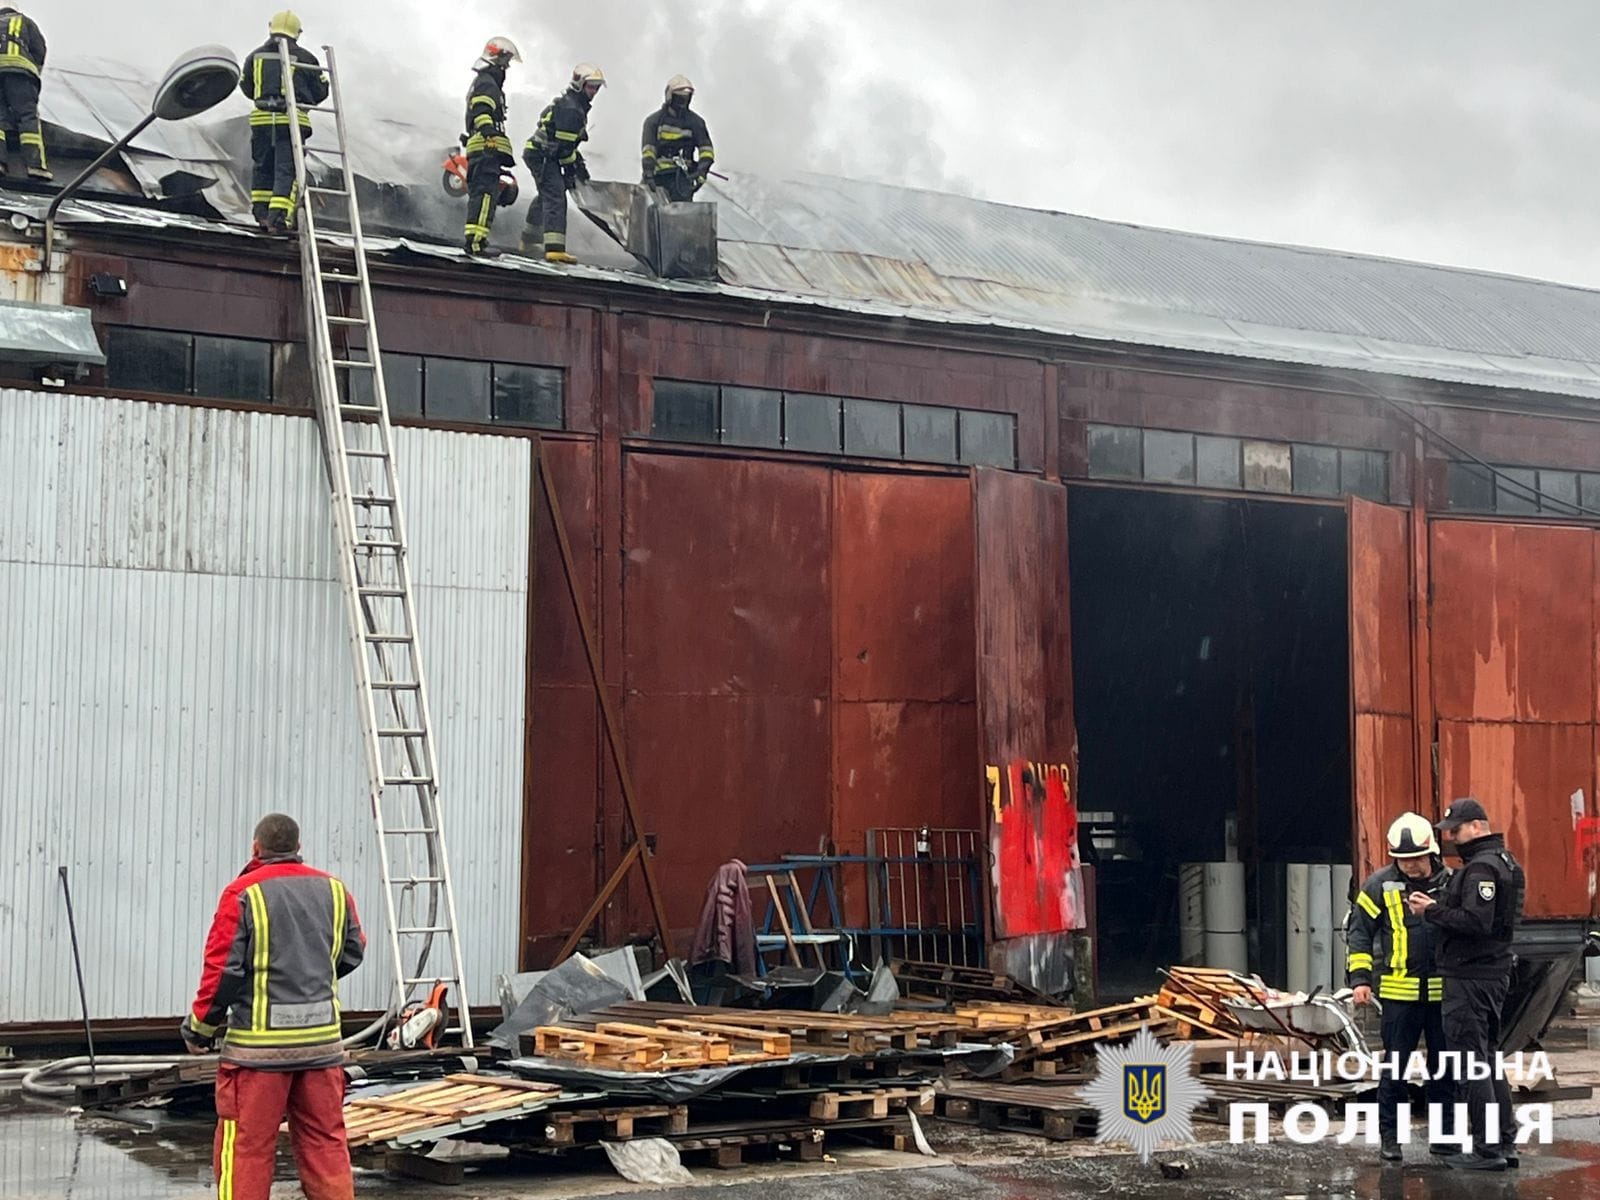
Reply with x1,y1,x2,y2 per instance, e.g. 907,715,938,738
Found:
43,0,1600,287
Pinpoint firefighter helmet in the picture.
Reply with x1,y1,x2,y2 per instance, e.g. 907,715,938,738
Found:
665,74,694,103
475,36,522,71
570,63,606,93
1386,812,1438,859
268,10,302,38
497,173,520,208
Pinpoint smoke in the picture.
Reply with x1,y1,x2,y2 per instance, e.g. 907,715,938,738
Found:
31,0,1600,285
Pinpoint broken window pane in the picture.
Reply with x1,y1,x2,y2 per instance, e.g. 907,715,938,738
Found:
720,386,782,447
1087,425,1141,479
1446,461,1494,511
844,398,902,459
652,379,719,443
1242,440,1292,493
105,326,191,395
1538,469,1579,515
784,392,842,453
1292,444,1339,497
1196,435,1241,489
1143,430,1195,484
494,364,564,428
193,335,271,403
903,404,958,463
424,357,491,422
1495,466,1538,515
959,410,1016,467
1339,449,1388,501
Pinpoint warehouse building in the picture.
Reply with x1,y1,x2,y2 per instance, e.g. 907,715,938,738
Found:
3,58,1598,1032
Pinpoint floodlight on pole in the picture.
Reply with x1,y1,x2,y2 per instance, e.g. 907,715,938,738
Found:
43,45,240,271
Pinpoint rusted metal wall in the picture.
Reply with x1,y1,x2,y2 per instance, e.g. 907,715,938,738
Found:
972,469,1081,993
1430,520,1597,917
1348,498,1416,879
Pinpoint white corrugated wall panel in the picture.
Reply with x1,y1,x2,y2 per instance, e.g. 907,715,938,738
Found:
0,390,529,1023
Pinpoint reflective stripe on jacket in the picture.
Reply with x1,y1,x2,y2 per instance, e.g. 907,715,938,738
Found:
185,853,365,1070
641,102,714,181
1345,861,1448,1002
239,36,328,130
0,9,44,77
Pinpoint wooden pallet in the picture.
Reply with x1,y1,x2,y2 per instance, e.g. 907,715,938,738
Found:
935,1083,1099,1140
541,1103,690,1145
952,1001,1075,1031
344,1075,563,1148
595,1002,967,1053
892,958,1067,1008
808,1085,934,1121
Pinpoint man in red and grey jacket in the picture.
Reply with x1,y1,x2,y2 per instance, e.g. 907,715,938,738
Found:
181,813,365,1200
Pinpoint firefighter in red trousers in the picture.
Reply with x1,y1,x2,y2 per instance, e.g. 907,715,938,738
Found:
181,813,365,1200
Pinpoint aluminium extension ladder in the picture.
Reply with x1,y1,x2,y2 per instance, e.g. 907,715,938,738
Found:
276,40,474,1047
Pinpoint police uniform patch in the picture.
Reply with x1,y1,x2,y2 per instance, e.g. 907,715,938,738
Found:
1478,880,1496,901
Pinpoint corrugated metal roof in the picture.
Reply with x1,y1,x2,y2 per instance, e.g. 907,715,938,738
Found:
0,390,529,1021
25,58,1600,407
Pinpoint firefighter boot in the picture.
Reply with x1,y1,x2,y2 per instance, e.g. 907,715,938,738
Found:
545,250,577,264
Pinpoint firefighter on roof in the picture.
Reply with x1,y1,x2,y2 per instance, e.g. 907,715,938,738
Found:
462,35,521,256
521,62,603,264
0,6,49,180
641,75,714,202
1345,812,1452,1163
240,11,329,235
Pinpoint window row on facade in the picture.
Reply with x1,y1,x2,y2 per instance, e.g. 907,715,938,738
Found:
1445,460,1600,517
102,326,565,430
1086,424,1389,502
650,379,1019,468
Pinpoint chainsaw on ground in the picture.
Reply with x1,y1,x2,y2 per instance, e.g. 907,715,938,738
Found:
387,981,451,1050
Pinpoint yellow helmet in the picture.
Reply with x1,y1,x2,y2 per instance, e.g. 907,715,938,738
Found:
1386,812,1438,859
268,10,302,39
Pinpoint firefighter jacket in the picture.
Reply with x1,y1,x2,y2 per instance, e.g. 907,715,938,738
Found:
0,8,43,77
239,37,329,131
464,65,512,160
524,90,591,181
183,853,365,1070
641,100,714,185
1425,832,1525,980
1346,860,1449,1002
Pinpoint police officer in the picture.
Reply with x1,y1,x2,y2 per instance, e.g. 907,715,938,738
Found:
239,12,329,234
0,6,48,180
641,75,715,202
1346,813,1452,1162
520,63,603,263
1409,797,1526,1172
462,35,521,256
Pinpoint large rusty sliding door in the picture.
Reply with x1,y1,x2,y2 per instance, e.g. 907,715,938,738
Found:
971,468,1082,992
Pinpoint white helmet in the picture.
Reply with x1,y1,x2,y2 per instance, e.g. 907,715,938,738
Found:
664,74,694,103
1386,812,1438,859
570,62,606,93
474,35,522,72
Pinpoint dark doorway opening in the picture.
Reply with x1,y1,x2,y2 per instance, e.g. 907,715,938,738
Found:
1068,487,1352,997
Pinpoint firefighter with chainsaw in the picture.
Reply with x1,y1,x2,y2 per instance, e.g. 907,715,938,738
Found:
1411,797,1527,1171
0,6,48,180
521,62,603,263
182,813,365,1200
462,35,520,256
239,11,329,234
1345,812,1452,1163
641,75,714,202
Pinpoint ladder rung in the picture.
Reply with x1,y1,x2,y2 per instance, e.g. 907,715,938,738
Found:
340,404,381,414
364,633,413,643
353,496,397,506
326,315,366,325
354,539,403,550
396,875,446,884
359,584,405,595
309,186,349,197
371,679,421,689
345,449,389,459
386,826,438,836
404,977,460,987
323,271,362,283
332,359,376,369
378,728,427,738
396,925,454,935
382,780,435,790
